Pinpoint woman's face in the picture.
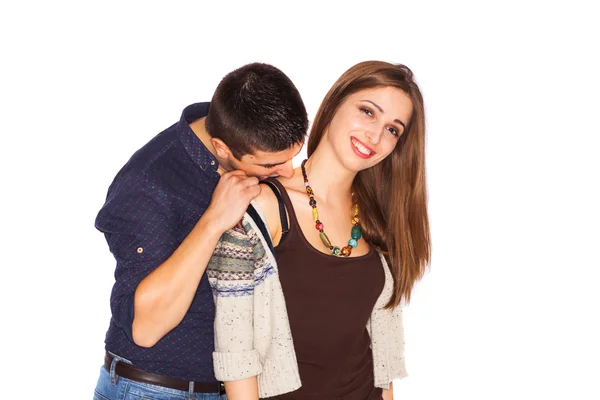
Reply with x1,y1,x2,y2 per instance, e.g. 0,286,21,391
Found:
324,86,413,171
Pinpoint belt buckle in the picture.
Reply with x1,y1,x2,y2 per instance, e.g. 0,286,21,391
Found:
218,382,225,396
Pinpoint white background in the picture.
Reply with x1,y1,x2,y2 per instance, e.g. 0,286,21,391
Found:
1,1,599,399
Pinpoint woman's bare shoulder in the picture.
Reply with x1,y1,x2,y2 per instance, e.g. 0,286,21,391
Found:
254,181,282,239
255,181,279,213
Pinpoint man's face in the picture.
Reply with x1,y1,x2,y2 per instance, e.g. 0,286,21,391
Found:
229,142,304,179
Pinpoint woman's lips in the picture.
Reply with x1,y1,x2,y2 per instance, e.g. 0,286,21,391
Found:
351,137,375,159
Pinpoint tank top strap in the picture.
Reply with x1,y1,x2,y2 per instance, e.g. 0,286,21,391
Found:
265,178,302,233
261,179,288,237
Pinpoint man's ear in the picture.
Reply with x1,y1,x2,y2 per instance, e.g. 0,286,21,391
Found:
211,138,231,159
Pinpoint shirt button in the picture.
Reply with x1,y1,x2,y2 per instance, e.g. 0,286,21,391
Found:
210,160,215,166
137,247,144,254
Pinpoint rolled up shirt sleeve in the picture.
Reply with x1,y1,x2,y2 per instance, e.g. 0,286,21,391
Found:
96,178,177,341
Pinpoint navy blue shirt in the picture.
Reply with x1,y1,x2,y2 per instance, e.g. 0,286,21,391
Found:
95,103,220,382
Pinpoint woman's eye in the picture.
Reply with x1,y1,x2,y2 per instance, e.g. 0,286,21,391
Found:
388,127,399,136
360,108,373,116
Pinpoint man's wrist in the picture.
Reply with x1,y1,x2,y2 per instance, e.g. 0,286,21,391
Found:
197,208,229,239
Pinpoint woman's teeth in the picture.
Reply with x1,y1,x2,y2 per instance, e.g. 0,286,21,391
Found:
352,138,372,155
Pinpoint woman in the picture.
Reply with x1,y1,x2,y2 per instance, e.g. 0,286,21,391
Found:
208,61,430,399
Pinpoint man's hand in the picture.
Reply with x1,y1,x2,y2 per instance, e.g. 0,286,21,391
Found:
205,170,261,233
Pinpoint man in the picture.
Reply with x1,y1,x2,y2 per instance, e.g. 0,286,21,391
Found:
93,62,307,400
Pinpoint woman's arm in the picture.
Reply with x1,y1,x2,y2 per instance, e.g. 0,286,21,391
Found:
209,226,263,391
369,256,408,395
382,381,394,399
254,182,284,245
211,197,301,398
224,376,259,400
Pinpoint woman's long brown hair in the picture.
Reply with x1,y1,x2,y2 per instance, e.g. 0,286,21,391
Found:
307,61,430,308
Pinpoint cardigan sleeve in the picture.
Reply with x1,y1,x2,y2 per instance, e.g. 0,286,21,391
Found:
369,253,408,389
209,211,302,396
208,224,263,381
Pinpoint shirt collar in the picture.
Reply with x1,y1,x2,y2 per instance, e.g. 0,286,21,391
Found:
178,102,219,173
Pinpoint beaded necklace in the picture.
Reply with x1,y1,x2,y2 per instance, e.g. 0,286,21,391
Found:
301,159,362,257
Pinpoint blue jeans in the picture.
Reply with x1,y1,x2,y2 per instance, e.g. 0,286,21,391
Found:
93,356,227,400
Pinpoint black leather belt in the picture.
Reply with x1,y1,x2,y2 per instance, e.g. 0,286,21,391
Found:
104,352,225,395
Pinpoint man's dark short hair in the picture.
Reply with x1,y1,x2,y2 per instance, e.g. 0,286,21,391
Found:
205,62,308,159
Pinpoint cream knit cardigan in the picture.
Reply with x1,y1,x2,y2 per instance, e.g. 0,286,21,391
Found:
207,201,407,398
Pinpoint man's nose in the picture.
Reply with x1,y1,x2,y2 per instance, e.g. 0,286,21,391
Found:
276,160,295,179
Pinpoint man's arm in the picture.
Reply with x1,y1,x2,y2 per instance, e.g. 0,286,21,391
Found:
131,211,223,347
100,170,260,348
131,170,260,347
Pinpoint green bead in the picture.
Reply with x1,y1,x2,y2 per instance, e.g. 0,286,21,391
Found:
319,232,332,248
351,225,362,240
348,239,358,248
331,247,341,256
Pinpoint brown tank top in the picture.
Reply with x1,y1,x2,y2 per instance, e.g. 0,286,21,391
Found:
264,179,385,400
